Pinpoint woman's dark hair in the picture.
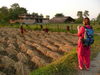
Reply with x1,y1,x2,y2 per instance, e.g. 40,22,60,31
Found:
83,17,90,25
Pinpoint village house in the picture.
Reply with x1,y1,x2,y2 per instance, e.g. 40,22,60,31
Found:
10,14,49,24
49,16,75,23
10,14,75,24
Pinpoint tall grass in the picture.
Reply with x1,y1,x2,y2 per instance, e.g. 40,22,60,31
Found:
0,23,79,33
0,23,100,32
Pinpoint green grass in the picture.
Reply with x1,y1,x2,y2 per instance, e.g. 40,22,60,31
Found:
30,48,78,75
91,34,100,59
0,23,100,33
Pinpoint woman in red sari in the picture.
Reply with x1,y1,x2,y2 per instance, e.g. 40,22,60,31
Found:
77,18,92,70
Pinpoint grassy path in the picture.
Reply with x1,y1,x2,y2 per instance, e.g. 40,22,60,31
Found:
78,52,100,75
79,33,100,75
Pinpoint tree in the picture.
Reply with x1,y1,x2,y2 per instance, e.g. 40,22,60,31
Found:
46,15,50,19
17,7,27,15
77,11,83,19
40,14,44,18
55,13,64,17
0,3,27,23
32,12,39,17
91,18,96,25
11,3,20,10
9,3,27,20
96,13,100,25
76,11,83,23
84,10,89,18
0,6,9,23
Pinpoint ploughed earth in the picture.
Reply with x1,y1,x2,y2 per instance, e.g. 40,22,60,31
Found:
0,27,78,75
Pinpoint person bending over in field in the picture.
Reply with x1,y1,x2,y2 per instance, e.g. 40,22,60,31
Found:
20,25,27,35
43,28,49,33
40,24,43,30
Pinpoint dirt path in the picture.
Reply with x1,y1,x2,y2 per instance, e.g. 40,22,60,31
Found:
79,52,100,75
95,33,100,36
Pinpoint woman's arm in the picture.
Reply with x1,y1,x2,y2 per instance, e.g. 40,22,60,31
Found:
77,26,85,37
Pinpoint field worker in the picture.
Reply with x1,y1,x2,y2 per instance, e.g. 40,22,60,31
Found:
40,24,43,30
20,25,26,35
77,18,93,70
66,26,70,31
43,28,49,33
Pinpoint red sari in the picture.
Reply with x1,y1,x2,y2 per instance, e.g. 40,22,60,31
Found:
77,25,91,69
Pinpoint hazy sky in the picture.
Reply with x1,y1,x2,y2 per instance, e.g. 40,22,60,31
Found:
0,0,100,19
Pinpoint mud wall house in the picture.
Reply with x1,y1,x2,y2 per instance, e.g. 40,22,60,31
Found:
43,18,49,24
9,14,35,24
18,14,35,24
49,16,75,23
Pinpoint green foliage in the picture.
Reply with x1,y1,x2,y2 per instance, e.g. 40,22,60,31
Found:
76,10,89,23
0,23,99,33
9,3,27,20
32,12,39,17
11,3,20,9
55,13,64,17
75,18,83,24
0,6,9,23
92,24,100,32
0,3,27,23
77,11,83,19
84,10,89,18
96,13,100,25
69,30,77,34
91,35,100,59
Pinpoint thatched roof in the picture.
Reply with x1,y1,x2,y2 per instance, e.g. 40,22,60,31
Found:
50,16,75,23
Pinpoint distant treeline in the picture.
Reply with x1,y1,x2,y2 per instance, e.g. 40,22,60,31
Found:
0,3,100,24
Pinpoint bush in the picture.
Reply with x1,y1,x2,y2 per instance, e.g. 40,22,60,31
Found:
75,18,83,24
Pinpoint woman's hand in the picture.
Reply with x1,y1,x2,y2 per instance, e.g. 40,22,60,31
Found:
77,25,81,32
